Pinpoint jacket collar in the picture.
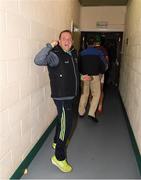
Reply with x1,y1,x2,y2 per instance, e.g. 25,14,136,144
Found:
53,45,75,54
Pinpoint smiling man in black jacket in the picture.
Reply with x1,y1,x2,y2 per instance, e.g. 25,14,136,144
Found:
34,30,80,173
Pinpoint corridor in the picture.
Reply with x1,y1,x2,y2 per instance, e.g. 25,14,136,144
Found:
1,0,141,179
21,86,140,179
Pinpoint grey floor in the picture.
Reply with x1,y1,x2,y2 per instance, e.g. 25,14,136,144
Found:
22,85,141,179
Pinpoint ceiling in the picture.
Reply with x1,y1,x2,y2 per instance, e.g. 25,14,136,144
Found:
79,0,128,6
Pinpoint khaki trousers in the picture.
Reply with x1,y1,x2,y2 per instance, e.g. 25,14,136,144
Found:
79,75,100,117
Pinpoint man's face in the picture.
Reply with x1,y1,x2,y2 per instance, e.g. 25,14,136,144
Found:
59,32,73,52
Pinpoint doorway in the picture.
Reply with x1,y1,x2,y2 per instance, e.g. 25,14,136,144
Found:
80,32,123,87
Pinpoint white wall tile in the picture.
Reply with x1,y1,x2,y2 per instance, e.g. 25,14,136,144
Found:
19,40,38,59
7,60,29,84
6,12,30,39
0,83,19,111
0,10,6,34
0,0,19,13
0,38,20,60
0,136,11,160
120,0,141,154
0,151,12,179
0,62,7,88
0,110,10,138
8,97,30,127
20,75,38,98
31,89,44,109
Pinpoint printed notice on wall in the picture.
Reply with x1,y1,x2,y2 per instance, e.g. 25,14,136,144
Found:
96,21,108,29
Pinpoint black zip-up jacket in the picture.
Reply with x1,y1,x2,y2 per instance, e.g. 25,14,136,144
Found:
34,44,80,99
79,47,108,75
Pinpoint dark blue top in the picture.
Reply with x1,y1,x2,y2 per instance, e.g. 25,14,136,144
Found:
79,47,108,75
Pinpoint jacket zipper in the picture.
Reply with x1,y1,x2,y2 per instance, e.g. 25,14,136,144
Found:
71,57,77,96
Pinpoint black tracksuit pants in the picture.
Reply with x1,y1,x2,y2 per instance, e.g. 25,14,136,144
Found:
53,99,75,161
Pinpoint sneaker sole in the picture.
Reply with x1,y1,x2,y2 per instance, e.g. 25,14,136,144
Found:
51,158,72,173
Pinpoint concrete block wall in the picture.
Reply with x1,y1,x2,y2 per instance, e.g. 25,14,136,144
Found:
0,0,80,178
119,0,141,154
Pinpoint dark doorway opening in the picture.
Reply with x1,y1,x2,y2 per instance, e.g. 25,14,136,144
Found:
80,32,123,87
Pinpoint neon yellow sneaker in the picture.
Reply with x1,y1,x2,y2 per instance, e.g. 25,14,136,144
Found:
51,155,72,173
52,143,56,150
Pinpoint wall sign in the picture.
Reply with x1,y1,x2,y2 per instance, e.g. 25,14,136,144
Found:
96,21,108,29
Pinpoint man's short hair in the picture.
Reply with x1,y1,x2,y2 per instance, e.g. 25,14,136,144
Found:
59,30,72,39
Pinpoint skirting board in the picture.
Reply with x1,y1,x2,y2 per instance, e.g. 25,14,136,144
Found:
118,91,141,175
10,118,57,179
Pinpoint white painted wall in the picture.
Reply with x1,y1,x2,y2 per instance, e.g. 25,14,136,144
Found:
80,6,127,31
0,0,80,178
119,0,141,154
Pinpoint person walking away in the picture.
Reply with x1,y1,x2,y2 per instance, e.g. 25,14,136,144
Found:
94,35,109,113
78,37,108,122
